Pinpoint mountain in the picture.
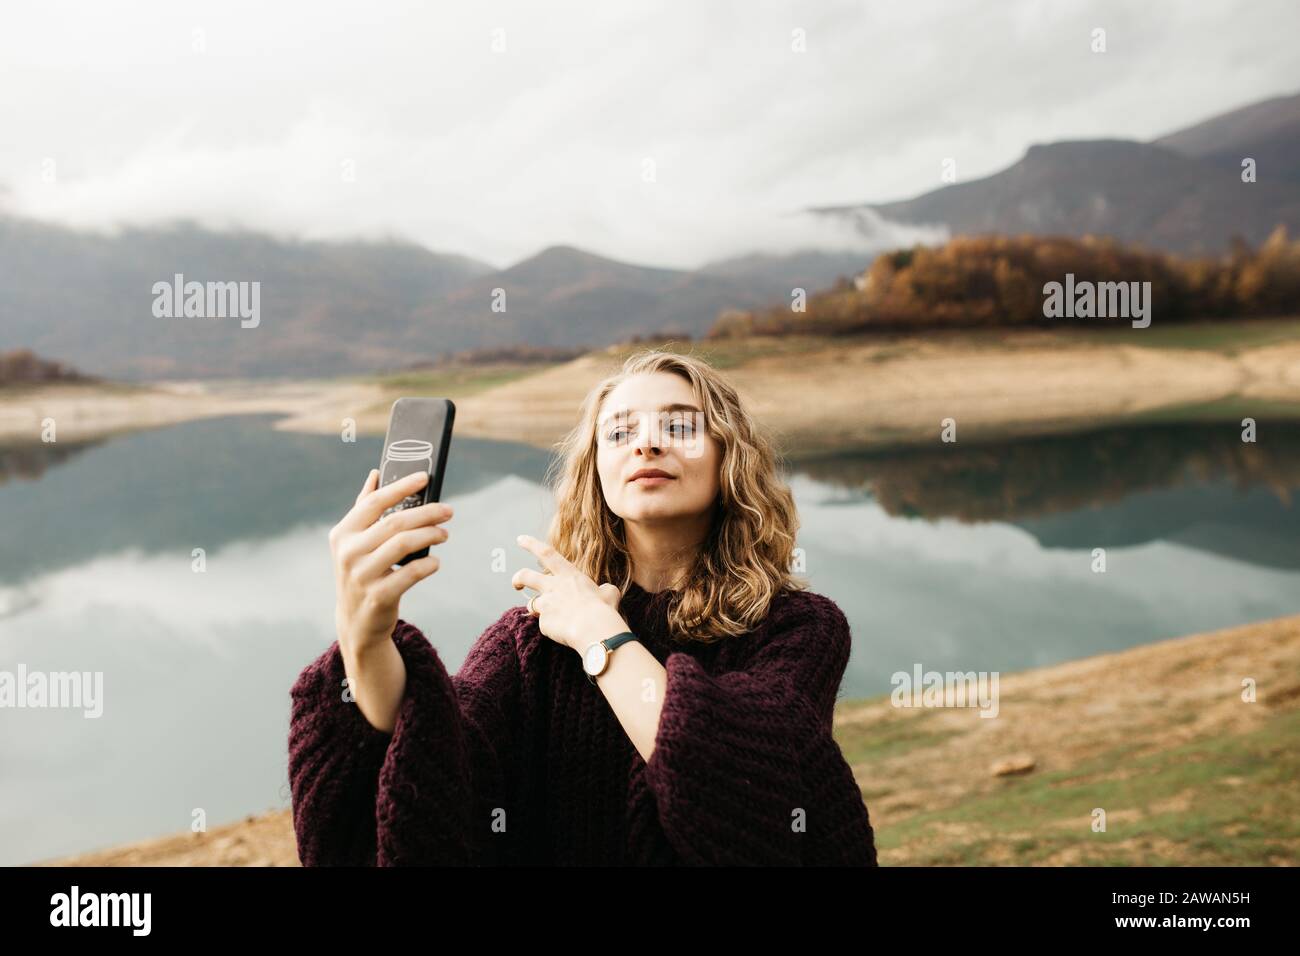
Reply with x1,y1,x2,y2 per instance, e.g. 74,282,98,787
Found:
1154,92,1300,185
0,216,497,380
816,91,1300,255
0,221,828,380
402,244,813,356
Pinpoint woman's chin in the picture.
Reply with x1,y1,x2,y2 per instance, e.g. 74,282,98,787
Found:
622,501,706,524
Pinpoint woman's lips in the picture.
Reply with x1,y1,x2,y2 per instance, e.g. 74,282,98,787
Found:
631,476,674,486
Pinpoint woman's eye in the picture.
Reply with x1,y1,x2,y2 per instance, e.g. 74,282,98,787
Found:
604,417,696,442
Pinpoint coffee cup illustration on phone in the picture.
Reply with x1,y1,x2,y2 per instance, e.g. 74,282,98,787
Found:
377,397,455,566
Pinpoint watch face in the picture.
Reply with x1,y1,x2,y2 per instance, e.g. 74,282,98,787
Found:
584,643,605,675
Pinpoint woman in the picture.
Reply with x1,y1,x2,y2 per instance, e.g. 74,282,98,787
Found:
288,349,878,865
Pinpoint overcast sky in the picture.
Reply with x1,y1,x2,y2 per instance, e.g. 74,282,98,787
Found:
1,0,1296,270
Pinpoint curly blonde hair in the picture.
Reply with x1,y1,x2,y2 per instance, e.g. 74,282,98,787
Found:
544,348,808,644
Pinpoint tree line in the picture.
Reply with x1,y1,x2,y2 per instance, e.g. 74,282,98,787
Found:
708,227,1300,337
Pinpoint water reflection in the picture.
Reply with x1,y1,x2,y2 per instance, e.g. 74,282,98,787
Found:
0,414,554,585
791,421,1300,568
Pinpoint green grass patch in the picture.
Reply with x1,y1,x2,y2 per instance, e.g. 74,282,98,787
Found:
1101,316,1300,353
876,316,1300,354
348,363,552,398
832,701,963,764
705,316,1300,361
1120,394,1300,426
875,707,1300,865
605,335,838,370
0,378,155,399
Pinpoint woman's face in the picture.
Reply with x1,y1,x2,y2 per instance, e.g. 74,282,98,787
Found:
595,371,722,525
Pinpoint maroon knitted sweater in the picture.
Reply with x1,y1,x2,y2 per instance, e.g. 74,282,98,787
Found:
287,581,878,866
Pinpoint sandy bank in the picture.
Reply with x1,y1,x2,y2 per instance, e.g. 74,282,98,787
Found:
5,330,1299,457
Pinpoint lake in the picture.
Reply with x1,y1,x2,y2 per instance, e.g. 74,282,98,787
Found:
3,411,1300,865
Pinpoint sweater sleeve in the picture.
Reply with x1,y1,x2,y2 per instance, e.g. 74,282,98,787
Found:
288,609,533,866
642,590,873,865
287,630,393,866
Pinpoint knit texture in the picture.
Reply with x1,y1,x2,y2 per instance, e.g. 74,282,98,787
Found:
288,582,878,866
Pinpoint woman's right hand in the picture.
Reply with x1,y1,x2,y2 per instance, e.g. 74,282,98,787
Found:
329,468,453,662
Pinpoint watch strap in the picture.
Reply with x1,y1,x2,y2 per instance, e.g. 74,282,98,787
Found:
603,631,638,652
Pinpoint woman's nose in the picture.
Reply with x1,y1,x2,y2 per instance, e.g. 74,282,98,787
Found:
633,421,663,452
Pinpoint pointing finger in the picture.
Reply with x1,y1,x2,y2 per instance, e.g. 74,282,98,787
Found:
515,534,573,576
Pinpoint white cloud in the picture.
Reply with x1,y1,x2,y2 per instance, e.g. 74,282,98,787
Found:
0,0,1294,268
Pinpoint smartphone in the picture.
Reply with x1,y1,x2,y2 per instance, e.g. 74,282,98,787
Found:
377,397,455,566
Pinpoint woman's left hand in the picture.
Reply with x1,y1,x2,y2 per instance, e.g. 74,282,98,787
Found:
512,534,628,653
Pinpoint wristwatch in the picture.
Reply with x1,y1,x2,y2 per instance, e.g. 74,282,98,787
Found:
582,631,639,685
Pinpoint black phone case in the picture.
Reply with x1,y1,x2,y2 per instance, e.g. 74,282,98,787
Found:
377,397,455,566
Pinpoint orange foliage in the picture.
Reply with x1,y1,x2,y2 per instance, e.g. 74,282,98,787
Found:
708,229,1300,337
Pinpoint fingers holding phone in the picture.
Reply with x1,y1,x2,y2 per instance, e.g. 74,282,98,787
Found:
330,397,455,658
364,480,454,582
330,469,451,657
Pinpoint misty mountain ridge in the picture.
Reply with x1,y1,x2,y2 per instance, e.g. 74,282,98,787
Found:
0,216,869,380
817,91,1300,255
2,90,1298,380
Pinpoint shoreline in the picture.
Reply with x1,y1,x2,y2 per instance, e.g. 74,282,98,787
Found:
4,324,1300,458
